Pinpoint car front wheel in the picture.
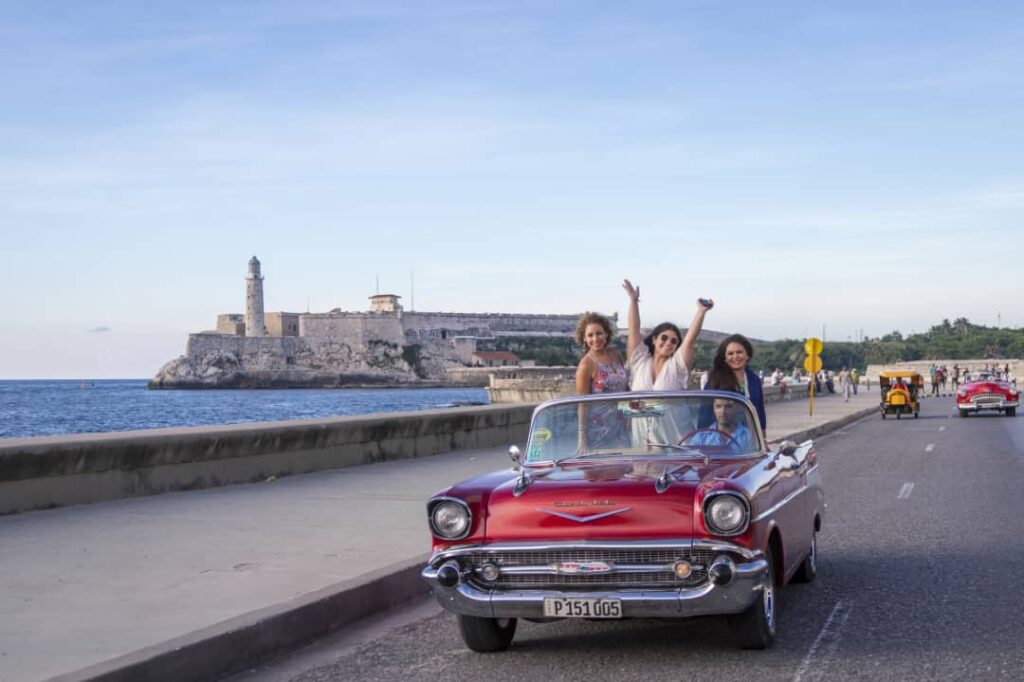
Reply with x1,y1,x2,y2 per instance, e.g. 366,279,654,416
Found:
729,552,776,649
457,615,517,652
1007,407,1016,417
792,534,817,584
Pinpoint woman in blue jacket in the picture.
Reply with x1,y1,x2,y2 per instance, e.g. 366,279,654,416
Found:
701,334,767,432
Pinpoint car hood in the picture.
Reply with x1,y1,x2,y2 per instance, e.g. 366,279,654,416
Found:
482,457,747,542
962,381,1015,395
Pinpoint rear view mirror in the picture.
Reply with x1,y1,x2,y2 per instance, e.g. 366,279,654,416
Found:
509,445,524,468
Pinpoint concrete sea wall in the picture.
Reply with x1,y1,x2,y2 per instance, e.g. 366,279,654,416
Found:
865,359,1021,385
0,381,816,516
0,405,533,516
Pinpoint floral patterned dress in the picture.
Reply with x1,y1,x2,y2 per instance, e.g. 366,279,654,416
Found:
585,354,629,448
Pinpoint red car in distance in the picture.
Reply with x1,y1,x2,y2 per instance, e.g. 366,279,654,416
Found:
957,373,1019,417
422,391,823,652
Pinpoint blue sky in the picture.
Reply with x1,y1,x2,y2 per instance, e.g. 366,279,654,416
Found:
2,1,1022,378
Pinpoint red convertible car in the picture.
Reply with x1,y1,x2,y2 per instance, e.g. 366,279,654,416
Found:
957,374,1019,417
422,391,823,652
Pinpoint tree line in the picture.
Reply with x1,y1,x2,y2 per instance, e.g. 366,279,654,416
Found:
491,318,1023,372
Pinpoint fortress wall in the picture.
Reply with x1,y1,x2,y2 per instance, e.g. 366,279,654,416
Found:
216,314,245,335
0,404,533,515
266,312,300,337
299,315,404,347
185,334,302,360
401,312,597,336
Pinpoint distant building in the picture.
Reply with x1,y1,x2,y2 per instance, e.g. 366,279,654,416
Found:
369,294,402,314
472,351,520,368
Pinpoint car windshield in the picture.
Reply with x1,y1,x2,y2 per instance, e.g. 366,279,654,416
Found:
525,393,763,463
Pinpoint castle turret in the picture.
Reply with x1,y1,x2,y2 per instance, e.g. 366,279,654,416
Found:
245,256,267,337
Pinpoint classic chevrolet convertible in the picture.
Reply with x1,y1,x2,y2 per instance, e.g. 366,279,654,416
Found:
422,391,823,652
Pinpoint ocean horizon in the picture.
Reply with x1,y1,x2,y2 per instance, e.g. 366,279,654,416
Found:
0,380,490,439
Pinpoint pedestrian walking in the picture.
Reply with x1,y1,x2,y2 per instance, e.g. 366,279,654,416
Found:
839,367,851,401
850,368,860,395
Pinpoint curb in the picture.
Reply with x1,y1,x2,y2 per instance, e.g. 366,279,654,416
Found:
52,405,876,682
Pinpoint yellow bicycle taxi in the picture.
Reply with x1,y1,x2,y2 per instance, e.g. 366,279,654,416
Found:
879,371,923,419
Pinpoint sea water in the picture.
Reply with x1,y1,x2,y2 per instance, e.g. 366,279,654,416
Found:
0,380,489,439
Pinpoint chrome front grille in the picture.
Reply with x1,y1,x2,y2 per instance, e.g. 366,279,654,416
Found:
971,394,1004,405
460,547,721,589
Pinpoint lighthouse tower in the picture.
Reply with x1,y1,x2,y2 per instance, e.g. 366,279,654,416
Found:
245,256,267,337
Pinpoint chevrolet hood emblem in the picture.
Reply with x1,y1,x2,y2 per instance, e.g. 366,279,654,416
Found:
537,507,631,523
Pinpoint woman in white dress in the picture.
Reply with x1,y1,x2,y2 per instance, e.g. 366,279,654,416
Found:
622,279,713,445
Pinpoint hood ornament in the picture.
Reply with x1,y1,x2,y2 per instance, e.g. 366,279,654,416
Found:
538,507,631,523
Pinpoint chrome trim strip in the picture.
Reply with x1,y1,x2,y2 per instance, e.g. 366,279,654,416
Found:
752,484,809,523
537,507,632,523
428,539,761,566
498,563,677,576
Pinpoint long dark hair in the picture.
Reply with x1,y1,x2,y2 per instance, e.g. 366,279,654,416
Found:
643,322,683,356
706,334,755,391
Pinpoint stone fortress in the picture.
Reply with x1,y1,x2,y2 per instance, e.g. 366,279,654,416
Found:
150,257,611,388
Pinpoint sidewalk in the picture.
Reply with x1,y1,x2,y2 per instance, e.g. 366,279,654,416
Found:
0,390,878,682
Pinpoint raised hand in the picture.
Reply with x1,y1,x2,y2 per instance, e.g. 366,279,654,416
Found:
623,279,640,301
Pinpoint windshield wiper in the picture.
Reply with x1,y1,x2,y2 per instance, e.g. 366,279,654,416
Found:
644,441,709,464
561,452,623,462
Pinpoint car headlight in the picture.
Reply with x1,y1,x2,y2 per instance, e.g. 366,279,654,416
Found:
704,493,749,536
957,389,967,398
428,499,472,540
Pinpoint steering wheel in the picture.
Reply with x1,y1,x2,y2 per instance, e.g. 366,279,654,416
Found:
680,428,738,448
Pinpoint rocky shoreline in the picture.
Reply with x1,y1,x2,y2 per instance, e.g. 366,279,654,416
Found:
149,335,471,390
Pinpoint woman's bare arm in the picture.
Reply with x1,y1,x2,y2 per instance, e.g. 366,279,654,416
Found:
681,298,713,371
622,279,642,359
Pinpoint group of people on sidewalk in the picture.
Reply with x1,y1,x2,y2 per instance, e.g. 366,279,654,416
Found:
572,280,767,450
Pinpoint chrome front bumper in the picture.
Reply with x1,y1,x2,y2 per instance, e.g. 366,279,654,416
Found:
959,399,1018,412
422,556,769,619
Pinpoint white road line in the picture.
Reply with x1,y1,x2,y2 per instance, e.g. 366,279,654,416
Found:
939,426,946,432
925,443,936,452
898,482,915,499
793,601,852,682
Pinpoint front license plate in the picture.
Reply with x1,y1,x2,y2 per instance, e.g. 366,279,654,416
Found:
543,597,622,619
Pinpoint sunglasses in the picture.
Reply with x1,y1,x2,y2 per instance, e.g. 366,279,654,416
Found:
658,333,680,346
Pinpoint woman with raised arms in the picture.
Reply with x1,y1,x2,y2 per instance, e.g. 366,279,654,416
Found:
622,279,713,445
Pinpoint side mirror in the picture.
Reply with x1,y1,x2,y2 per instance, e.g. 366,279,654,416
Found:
508,445,524,468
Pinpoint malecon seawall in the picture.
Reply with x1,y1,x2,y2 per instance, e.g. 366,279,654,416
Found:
0,382,816,516
0,404,533,516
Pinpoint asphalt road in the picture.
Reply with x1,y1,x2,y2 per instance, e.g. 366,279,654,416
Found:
232,398,1024,682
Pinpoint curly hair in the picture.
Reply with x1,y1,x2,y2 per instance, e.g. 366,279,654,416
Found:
574,312,614,347
706,333,755,391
